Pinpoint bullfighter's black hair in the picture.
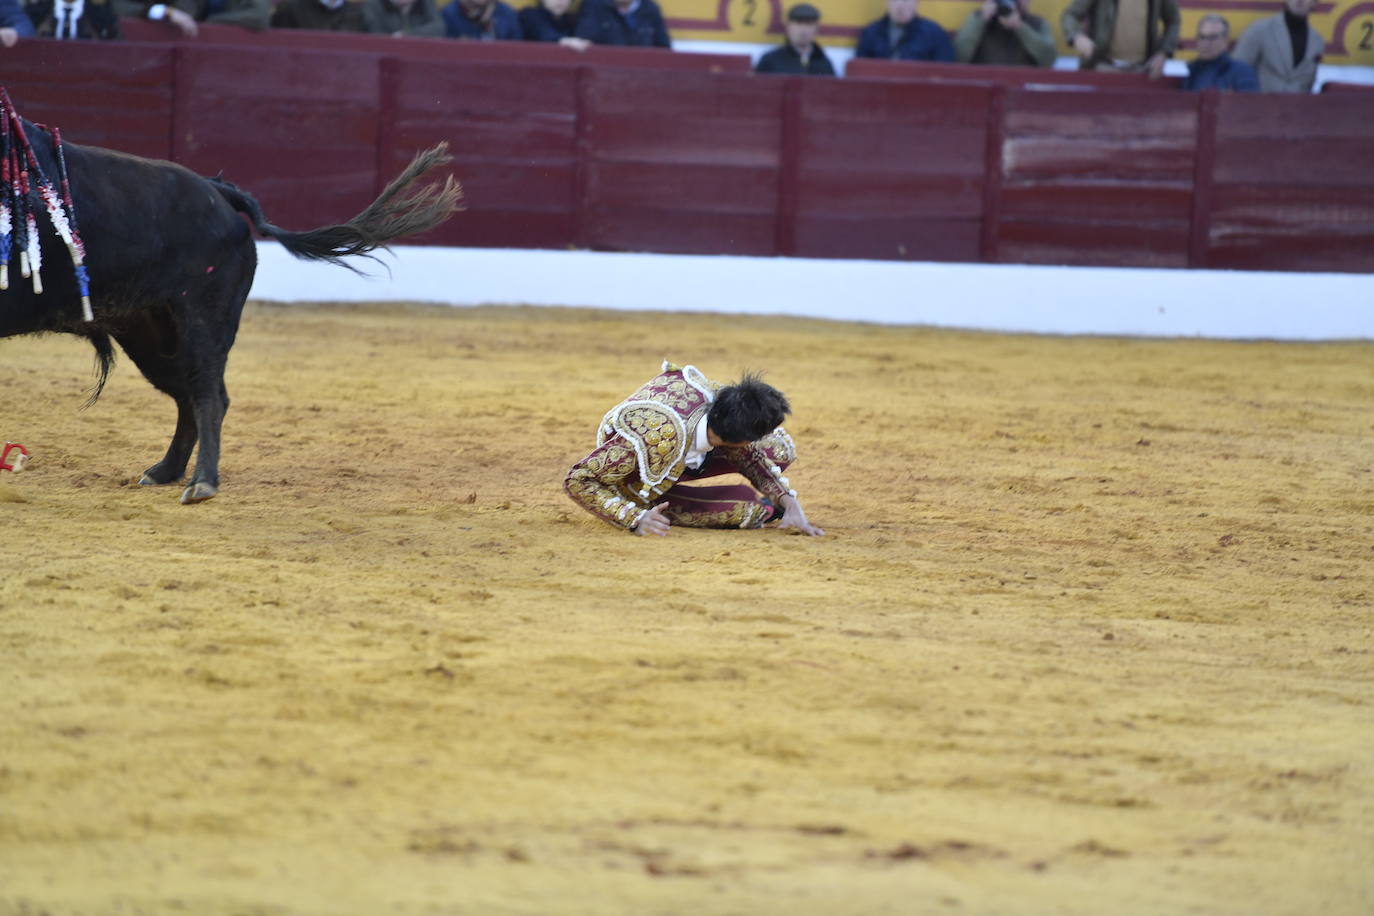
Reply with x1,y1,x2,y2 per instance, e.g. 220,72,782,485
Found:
707,371,791,444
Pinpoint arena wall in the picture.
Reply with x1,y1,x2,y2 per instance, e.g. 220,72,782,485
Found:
5,30,1372,273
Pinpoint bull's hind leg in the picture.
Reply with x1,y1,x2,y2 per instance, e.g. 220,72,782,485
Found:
177,273,250,505
113,309,198,488
180,372,230,504
142,398,197,487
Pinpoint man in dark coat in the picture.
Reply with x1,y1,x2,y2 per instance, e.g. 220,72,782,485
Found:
27,0,119,37
518,0,588,47
755,2,835,75
1183,14,1259,91
855,0,954,61
443,0,520,38
270,0,366,30
574,0,669,47
0,0,35,44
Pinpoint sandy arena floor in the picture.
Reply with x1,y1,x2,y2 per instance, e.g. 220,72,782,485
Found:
1,302,1371,915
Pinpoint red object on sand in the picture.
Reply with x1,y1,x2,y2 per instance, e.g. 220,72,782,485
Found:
1,442,28,472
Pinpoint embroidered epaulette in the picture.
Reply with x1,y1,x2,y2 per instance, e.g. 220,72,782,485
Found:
599,400,685,487
595,363,720,489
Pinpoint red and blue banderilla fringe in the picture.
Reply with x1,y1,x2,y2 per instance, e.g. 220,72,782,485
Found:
0,87,93,321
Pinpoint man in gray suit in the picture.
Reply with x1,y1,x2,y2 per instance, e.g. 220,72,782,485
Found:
1233,0,1325,92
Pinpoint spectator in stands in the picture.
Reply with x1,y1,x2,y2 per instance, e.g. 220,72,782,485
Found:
1182,15,1258,91
518,0,589,48
443,0,521,39
271,0,367,31
1232,0,1324,92
1,0,35,44
954,0,1055,66
113,0,270,35
574,0,670,47
363,0,442,36
755,2,835,75
27,0,118,37
1061,0,1179,77
855,0,955,62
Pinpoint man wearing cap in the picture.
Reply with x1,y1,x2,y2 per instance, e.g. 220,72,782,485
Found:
755,3,836,75
575,0,672,47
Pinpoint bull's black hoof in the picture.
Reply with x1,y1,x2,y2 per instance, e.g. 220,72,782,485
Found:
140,465,182,486
180,481,218,504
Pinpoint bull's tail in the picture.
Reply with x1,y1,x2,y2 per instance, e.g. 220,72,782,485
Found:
209,144,462,272
83,330,116,408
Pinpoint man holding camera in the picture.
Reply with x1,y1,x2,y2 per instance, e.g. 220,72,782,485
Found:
954,0,1055,66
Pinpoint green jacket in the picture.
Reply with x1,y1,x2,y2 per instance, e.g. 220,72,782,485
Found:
361,0,444,36
954,9,1056,67
1060,0,1179,67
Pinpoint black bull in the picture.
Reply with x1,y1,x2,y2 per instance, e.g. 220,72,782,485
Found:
0,123,460,503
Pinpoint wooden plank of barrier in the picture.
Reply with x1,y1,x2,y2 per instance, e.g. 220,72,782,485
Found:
789,79,990,262
980,83,1007,263
1208,93,1374,273
383,58,581,249
579,69,784,256
996,88,1197,267
844,57,1183,91
774,78,804,258
1187,89,1219,269
171,45,383,230
1319,81,1374,92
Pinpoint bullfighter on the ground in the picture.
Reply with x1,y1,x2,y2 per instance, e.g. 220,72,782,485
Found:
564,362,824,537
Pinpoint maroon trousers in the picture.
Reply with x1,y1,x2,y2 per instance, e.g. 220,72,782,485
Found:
661,436,792,529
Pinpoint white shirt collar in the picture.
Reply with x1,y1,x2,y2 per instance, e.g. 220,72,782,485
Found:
683,414,712,470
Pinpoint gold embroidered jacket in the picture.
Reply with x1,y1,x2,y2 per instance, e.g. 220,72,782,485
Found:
564,363,796,531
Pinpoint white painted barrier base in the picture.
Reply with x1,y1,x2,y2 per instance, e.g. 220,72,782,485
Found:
249,243,1372,341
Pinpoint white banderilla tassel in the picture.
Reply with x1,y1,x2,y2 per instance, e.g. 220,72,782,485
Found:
0,203,10,291
25,213,40,292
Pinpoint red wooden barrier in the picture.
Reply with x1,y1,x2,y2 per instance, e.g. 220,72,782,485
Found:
790,78,991,261
2,36,1371,272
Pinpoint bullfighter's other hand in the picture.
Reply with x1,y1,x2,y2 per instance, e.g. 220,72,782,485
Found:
775,495,824,537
